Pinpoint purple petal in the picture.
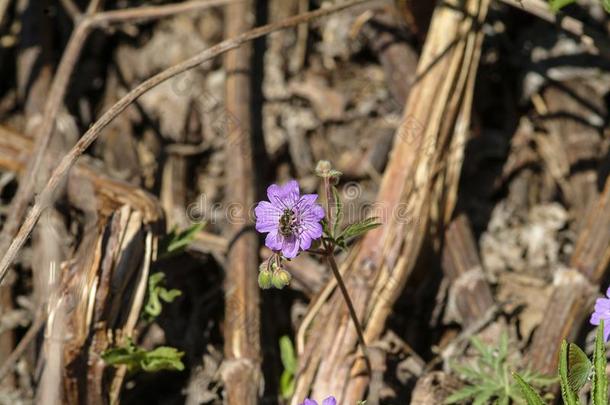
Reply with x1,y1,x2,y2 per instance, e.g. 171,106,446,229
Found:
594,298,610,314
298,222,323,250
301,202,325,223
296,194,319,210
281,234,300,258
267,180,300,208
591,312,602,325
265,231,283,251
300,400,318,405
606,286,610,299
322,397,336,405
255,201,282,233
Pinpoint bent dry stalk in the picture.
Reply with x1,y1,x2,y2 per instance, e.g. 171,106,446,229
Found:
254,161,379,387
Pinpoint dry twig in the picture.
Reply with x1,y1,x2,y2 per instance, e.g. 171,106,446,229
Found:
0,0,372,283
219,0,261,404
0,0,235,284
499,0,610,59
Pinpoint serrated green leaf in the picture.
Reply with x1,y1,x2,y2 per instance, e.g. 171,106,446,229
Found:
568,342,592,393
472,389,496,405
548,0,576,11
337,217,380,242
514,373,547,405
102,339,184,373
592,319,608,405
559,340,581,405
159,223,205,258
448,334,553,405
444,385,483,403
140,346,185,372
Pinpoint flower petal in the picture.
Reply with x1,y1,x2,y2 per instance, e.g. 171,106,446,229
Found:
298,222,323,250
268,180,300,208
300,400,318,405
301,202,326,222
281,234,300,258
322,397,336,405
265,231,284,251
297,194,319,210
255,201,282,232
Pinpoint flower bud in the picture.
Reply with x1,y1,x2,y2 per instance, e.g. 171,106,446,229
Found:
271,269,292,289
258,269,273,289
315,160,332,176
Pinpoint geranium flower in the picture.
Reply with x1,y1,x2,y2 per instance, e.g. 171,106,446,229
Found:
255,180,325,258
300,397,336,405
590,286,610,341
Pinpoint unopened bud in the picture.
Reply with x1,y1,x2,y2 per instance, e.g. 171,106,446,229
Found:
315,160,332,176
271,269,292,289
258,269,273,289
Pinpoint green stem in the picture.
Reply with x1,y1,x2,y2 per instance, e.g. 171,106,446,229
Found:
324,241,372,376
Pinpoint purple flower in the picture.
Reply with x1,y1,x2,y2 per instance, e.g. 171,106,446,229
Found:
590,286,610,342
255,180,325,258
300,397,336,405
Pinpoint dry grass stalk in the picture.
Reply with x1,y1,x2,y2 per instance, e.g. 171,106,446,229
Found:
0,126,164,401
219,0,262,404
0,0,234,285
292,0,490,402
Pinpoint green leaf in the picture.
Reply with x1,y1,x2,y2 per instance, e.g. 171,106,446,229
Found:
513,372,547,405
337,217,381,243
568,342,592,392
559,340,581,405
447,333,553,405
548,0,576,11
279,335,296,373
604,0,610,14
444,385,483,404
592,319,608,405
279,370,295,399
278,336,296,399
159,223,205,258
140,346,185,372
143,272,182,321
102,339,184,373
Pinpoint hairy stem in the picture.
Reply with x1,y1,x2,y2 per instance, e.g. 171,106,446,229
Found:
321,176,371,375
324,243,372,376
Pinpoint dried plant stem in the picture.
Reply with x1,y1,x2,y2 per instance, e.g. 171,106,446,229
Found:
0,0,233,284
0,3,373,287
0,313,45,382
59,0,82,20
89,0,237,26
499,0,610,59
219,0,261,403
0,0,11,26
324,246,372,376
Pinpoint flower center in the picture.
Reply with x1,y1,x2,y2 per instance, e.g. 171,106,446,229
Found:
279,208,297,236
